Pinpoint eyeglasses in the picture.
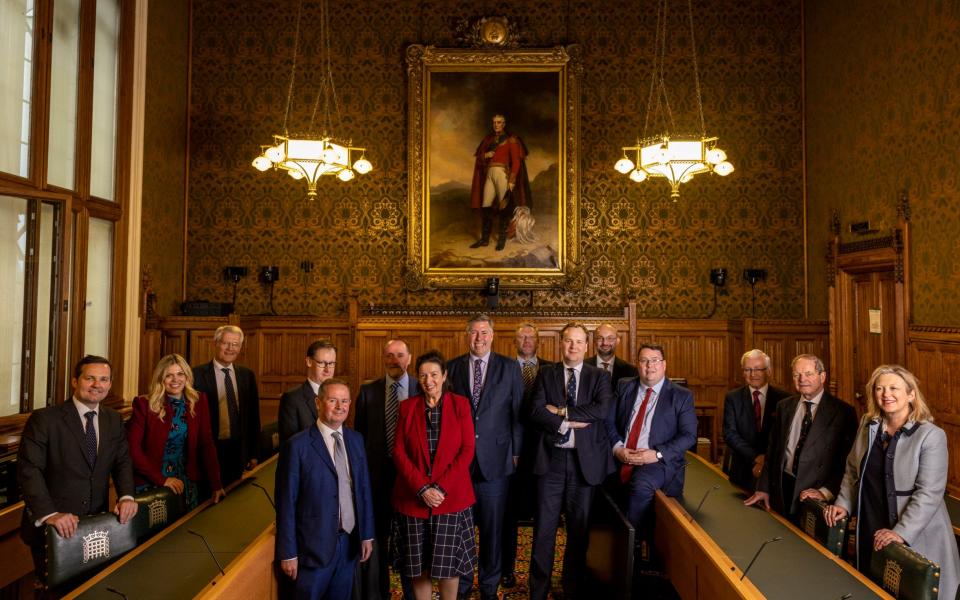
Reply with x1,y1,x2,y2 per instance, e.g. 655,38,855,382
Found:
792,371,818,379
742,367,768,374
637,358,664,366
311,360,336,369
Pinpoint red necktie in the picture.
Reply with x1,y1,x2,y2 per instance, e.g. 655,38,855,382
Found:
620,387,654,483
753,390,762,432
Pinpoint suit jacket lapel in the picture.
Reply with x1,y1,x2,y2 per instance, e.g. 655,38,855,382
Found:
309,427,336,473
618,379,638,434
301,381,318,421
62,402,94,469
650,381,673,441
478,355,499,412
803,394,836,448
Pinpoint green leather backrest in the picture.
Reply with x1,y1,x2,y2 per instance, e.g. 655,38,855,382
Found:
870,541,941,600
44,512,138,589
131,487,187,542
799,497,848,557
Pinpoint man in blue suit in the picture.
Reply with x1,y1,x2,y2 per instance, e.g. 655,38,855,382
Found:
277,378,374,600
447,314,524,600
607,343,697,538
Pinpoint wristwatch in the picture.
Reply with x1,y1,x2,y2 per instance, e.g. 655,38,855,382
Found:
655,450,663,461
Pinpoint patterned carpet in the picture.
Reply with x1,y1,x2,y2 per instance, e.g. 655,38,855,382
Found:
389,525,562,599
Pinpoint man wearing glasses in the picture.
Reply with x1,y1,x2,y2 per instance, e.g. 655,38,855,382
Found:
587,323,638,389
279,340,337,447
606,343,697,539
193,325,262,485
745,354,857,523
722,349,791,490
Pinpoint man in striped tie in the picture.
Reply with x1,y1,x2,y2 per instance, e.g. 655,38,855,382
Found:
354,339,419,600
606,343,697,539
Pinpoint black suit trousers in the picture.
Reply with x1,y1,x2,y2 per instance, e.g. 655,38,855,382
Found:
530,449,595,600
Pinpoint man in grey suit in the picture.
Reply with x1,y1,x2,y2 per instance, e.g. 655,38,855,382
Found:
745,353,857,523
17,355,139,577
353,339,419,600
447,314,524,600
278,340,336,447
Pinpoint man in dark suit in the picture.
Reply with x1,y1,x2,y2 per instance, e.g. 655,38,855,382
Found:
193,325,261,486
277,378,374,599
722,349,791,490
447,314,523,600
17,355,139,576
278,340,336,447
500,322,552,589
528,323,615,600
586,323,639,388
746,354,857,523
606,343,697,538
353,339,419,600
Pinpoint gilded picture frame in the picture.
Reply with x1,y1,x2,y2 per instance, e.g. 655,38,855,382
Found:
404,44,582,291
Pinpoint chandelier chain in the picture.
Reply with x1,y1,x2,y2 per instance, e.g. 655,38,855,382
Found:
687,0,706,136
309,0,343,139
281,0,304,135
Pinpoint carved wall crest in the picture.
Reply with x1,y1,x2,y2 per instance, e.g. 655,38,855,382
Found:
454,16,525,48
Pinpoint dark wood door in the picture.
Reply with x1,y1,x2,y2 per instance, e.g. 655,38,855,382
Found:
850,269,900,411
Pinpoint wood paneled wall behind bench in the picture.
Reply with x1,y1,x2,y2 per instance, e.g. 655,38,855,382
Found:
150,302,829,461
908,326,960,496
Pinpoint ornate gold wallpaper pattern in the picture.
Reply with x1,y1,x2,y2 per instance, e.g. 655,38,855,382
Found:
805,1,960,326
183,0,804,318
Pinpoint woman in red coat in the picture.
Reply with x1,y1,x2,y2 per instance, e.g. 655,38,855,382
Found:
128,354,225,508
392,350,476,600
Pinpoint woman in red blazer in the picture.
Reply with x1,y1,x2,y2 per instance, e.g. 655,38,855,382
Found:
392,350,476,600
128,354,225,508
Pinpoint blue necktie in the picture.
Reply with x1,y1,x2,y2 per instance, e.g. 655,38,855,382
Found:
558,368,576,444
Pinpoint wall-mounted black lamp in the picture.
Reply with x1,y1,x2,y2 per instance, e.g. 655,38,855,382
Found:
223,266,248,310
259,266,280,315
743,268,767,318
484,277,500,311
706,267,727,318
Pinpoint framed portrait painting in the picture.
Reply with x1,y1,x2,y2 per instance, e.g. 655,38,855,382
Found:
404,44,582,290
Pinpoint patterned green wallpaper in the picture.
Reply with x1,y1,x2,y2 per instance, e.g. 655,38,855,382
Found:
805,1,960,325
182,0,805,318
141,0,189,316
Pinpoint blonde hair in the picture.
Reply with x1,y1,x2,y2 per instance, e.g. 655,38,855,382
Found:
147,354,199,422
863,364,933,423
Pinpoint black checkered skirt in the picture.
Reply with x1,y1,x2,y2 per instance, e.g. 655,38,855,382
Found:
392,508,477,579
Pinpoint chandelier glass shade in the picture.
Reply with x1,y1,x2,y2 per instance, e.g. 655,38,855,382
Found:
251,0,372,197
614,0,732,198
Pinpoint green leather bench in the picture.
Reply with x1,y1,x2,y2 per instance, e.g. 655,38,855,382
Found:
870,541,942,600
799,497,848,557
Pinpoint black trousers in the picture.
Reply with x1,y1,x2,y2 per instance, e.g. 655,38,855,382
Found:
529,449,596,600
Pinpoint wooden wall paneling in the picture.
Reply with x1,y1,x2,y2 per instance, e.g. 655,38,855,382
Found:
392,331,429,359
189,330,217,366
138,329,162,396
162,330,186,358
537,330,560,363
358,330,390,384
425,331,464,365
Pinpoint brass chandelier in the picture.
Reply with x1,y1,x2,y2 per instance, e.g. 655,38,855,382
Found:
614,0,733,199
251,0,372,197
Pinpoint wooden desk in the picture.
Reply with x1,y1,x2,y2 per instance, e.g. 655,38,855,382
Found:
656,452,890,599
65,456,279,599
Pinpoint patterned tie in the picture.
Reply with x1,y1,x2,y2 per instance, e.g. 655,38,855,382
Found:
84,411,97,467
385,381,401,454
620,387,654,483
331,431,355,533
791,401,814,476
753,390,762,432
601,361,611,373
221,367,239,439
472,358,483,409
558,368,577,444
522,361,536,391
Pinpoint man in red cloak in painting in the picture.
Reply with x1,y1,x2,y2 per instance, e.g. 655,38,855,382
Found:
469,114,533,251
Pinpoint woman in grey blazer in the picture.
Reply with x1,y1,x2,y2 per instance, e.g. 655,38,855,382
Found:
825,365,959,598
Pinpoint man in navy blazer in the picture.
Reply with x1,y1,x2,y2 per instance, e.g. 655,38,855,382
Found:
446,314,523,600
528,323,615,600
607,343,697,537
277,378,374,600
192,325,261,486
278,340,337,447
353,339,419,600
722,349,791,490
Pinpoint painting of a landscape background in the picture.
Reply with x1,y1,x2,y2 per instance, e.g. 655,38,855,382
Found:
427,70,561,270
